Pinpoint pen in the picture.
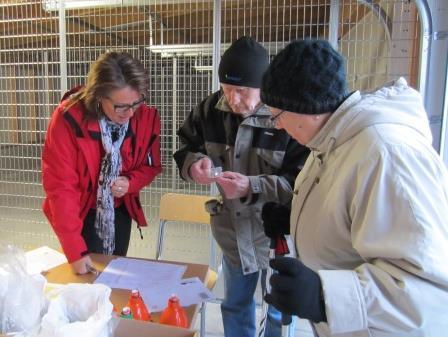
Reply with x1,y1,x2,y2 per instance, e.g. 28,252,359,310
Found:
85,264,99,276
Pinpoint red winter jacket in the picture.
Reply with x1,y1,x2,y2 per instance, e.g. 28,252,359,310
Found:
42,91,162,262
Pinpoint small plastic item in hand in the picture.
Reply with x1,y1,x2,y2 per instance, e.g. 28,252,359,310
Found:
85,264,99,276
209,166,222,178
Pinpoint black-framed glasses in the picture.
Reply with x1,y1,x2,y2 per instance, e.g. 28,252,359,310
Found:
270,109,286,122
105,96,146,114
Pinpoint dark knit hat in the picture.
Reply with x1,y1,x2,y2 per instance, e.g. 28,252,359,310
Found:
218,36,269,89
261,39,347,114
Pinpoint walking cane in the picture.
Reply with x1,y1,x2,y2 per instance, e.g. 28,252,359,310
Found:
258,235,292,337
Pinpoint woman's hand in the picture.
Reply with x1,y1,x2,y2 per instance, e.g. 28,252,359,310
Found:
70,255,93,274
111,176,129,198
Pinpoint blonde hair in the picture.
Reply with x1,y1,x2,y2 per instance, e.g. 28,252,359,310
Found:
69,52,149,119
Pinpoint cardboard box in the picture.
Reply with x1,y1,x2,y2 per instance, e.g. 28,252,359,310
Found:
44,254,211,328
115,318,197,337
0,319,196,337
0,320,196,337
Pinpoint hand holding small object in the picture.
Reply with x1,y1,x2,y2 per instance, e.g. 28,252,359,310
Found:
261,202,291,238
209,166,223,179
215,171,250,199
111,176,129,197
70,255,94,274
85,263,99,276
189,157,217,184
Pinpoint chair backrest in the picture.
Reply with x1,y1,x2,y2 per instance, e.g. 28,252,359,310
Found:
159,192,213,224
157,192,221,294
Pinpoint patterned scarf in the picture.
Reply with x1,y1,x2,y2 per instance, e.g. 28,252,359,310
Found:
95,117,129,254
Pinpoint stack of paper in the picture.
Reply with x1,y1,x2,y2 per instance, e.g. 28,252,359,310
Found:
94,257,215,311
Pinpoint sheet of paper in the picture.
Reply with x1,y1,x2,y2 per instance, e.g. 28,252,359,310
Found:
175,277,216,306
94,257,187,289
127,277,216,312
25,246,67,275
93,258,213,312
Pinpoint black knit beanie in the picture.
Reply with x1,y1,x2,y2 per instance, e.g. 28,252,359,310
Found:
218,36,269,89
261,39,347,114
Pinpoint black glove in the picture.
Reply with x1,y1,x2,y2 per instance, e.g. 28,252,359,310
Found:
261,202,291,239
265,256,327,323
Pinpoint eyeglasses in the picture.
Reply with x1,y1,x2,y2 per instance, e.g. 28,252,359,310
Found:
270,109,286,122
105,96,146,114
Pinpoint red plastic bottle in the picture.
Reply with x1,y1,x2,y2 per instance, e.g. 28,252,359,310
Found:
159,295,188,328
127,289,152,321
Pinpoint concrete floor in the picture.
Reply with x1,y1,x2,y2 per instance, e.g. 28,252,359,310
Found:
194,301,314,337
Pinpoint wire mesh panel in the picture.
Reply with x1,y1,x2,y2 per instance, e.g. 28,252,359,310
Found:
339,0,420,90
0,1,61,250
0,0,424,261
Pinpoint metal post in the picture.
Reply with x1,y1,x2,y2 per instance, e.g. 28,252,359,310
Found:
211,0,221,196
440,59,448,162
414,0,432,108
329,0,340,50
58,0,67,95
172,56,178,190
212,0,221,93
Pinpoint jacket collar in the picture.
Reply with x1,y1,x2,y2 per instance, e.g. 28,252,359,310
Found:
64,102,134,141
307,90,361,153
307,77,432,156
215,93,274,128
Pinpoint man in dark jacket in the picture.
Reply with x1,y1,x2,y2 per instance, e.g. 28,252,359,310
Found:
173,36,309,337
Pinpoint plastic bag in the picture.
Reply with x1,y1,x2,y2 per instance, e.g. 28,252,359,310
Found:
38,283,118,337
0,243,47,337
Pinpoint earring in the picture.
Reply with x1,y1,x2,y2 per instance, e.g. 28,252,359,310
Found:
96,101,101,112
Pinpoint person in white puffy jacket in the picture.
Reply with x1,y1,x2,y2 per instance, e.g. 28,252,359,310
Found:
259,39,448,336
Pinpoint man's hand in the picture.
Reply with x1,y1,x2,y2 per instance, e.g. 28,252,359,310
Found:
70,255,93,274
215,171,250,199
265,256,327,323
111,176,129,198
261,202,291,239
189,157,216,184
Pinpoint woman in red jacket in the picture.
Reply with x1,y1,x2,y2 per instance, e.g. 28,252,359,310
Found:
42,52,162,274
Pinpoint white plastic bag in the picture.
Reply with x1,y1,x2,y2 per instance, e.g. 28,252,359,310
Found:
38,283,118,337
0,243,47,337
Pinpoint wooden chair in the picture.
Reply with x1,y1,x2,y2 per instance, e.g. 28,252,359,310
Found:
156,192,220,337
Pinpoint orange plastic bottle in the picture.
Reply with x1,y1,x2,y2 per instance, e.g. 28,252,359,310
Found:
127,289,152,321
159,295,188,328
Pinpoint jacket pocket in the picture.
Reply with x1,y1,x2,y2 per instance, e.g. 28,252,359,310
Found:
255,147,284,173
205,141,231,168
210,209,237,253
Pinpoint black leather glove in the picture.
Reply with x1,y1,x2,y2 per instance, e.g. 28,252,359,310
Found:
261,202,291,239
265,256,327,323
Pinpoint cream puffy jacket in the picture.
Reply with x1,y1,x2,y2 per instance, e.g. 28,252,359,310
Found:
291,78,448,336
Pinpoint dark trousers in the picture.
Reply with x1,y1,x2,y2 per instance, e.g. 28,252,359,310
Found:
82,204,132,256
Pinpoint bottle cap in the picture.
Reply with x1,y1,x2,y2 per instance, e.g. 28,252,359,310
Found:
169,294,180,302
121,306,131,315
